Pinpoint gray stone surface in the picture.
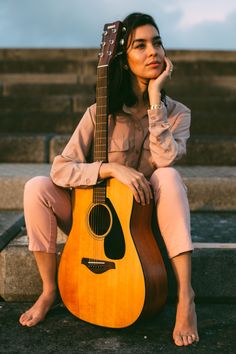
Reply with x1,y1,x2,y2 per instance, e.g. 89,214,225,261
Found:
177,166,236,210
0,302,236,353
0,237,64,301
0,134,50,163
0,211,23,236
178,136,236,166
0,211,24,251
191,211,236,242
49,134,70,161
0,163,50,210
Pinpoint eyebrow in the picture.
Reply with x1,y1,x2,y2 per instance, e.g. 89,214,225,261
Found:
132,35,161,45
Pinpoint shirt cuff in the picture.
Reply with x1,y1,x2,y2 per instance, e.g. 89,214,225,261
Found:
147,105,167,122
79,161,103,186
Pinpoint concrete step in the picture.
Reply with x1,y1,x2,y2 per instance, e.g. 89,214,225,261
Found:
0,105,236,136
4,77,235,98
0,210,235,301
167,75,236,98
1,134,236,165
0,211,24,251
0,163,236,211
4,82,95,96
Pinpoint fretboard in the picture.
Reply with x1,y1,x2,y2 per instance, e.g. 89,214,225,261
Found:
93,65,109,203
94,65,108,162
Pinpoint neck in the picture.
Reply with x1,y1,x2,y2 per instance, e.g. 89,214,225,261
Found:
131,75,149,108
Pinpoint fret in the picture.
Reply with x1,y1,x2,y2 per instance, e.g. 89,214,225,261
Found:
93,184,106,203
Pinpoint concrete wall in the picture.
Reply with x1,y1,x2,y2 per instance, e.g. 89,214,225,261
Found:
0,49,236,164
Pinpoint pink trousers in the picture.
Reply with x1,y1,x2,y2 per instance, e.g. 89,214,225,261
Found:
24,167,193,259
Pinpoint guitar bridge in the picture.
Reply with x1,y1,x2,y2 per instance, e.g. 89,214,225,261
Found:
82,257,115,274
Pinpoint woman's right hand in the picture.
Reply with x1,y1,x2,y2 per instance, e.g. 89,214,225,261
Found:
99,162,153,205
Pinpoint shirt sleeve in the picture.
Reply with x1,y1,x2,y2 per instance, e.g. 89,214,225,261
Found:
50,104,103,188
147,99,191,167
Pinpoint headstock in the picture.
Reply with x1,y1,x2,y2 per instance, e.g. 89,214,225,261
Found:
98,21,126,67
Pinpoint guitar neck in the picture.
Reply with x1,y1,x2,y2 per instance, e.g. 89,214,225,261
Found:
94,65,109,163
92,20,123,203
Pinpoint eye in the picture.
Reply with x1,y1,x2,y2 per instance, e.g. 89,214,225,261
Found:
134,42,145,49
153,39,163,48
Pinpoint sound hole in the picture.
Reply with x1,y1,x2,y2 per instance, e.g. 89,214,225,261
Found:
89,203,112,237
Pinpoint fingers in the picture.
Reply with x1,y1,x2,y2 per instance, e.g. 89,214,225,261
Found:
111,164,153,205
131,175,153,205
164,56,174,79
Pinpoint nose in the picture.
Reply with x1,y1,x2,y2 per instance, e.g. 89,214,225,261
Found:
148,43,158,57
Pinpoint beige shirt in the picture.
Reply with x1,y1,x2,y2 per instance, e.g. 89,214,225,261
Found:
50,95,191,188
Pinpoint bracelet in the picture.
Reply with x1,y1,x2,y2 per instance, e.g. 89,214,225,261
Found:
150,101,164,110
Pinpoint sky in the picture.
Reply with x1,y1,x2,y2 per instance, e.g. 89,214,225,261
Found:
0,0,236,50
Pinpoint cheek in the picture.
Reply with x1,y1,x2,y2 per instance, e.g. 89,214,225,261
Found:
127,54,143,73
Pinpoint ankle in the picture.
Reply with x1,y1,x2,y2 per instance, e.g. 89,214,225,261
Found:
178,287,195,303
42,287,57,296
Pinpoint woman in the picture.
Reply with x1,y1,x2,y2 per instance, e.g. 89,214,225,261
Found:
19,12,199,347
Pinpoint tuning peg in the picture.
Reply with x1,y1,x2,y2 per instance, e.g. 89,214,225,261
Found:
103,31,108,36
120,39,124,46
122,27,126,32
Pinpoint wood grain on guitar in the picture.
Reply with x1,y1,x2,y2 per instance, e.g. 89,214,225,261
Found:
58,21,168,329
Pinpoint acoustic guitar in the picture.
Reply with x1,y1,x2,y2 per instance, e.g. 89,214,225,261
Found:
58,21,167,328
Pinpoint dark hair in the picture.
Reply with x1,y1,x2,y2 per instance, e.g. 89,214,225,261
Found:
108,12,166,114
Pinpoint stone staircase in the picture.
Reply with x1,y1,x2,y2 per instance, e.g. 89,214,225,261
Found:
0,49,236,303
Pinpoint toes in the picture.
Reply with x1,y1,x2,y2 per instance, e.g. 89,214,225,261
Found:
19,312,31,326
187,335,193,344
182,335,190,346
26,316,42,327
174,334,184,346
190,333,200,344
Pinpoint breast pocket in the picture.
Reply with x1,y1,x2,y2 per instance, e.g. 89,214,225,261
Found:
108,138,130,164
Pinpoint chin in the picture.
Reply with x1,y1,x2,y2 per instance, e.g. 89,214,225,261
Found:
148,72,161,79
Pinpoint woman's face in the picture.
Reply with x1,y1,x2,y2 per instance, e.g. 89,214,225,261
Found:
126,24,165,83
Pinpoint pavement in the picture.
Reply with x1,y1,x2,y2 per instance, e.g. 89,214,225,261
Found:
0,301,236,353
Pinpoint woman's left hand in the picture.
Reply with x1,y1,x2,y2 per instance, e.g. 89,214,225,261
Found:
148,56,174,102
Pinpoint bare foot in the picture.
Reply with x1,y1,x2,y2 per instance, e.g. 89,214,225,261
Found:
19,289,57,327
173,292,199,346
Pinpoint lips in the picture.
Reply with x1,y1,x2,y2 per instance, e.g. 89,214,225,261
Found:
146,61,161,66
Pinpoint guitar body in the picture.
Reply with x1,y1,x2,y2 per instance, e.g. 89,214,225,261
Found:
58,178,167,328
